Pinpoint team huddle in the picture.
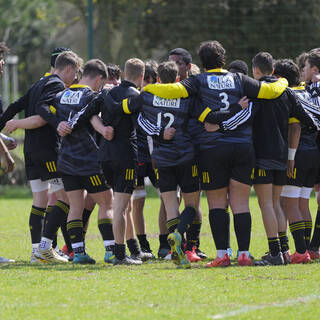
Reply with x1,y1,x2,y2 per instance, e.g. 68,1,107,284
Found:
1,40,320,268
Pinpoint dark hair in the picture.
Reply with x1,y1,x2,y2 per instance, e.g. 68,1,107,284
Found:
273,59,300,87
0,42,9,55
157,61,178,84
51,47,71,68
228,59,248,75
307,51,320,70
169,48,192,65
83,59,107,79
144,60,158,84
106,63,121,80
197,41,225,69
296,52,308,71
252,52,273,74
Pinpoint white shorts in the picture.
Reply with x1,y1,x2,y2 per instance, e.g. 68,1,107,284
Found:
29,178,64,193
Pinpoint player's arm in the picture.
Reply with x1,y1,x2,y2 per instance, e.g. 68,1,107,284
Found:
241,74,288,99
287,120,301,178
0,137,14,173
5,115,46,133
143,77,199,99
90,115,114,141
0,133,17,150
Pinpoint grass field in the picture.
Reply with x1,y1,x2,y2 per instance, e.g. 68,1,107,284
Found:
1,188,320,320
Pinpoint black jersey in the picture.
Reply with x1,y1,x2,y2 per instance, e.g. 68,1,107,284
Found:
0,74,64,159
143,69,289,150
136,128,151,163
52,85,100,176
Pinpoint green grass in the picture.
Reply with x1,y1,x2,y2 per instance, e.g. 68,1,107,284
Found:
1,190,320,319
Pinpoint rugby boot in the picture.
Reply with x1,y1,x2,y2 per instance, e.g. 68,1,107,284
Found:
167,232,191,269
113,256,142,265
185,246,202,262
37,246,68,263
238,253,254,266
290,251,311,264
308,249,320,260
73,253,96,264
261,252,284,265
206,254,231,268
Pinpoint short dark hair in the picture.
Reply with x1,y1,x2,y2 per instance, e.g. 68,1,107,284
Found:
106,63,121,80
0,42,9,55
306,51,320,71
157,61,178,84
228,60,248,75
83,59,107,79
295,52,308,71
273,59,300,87
51,47,71,68
169,48,192,65
55,51,80,71
144,60,158,84
197,41,225,69
252,52,273,74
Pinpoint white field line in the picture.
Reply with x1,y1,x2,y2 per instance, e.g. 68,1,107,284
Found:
210,294,320,319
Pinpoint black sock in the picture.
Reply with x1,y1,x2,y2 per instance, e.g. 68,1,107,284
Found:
278,231,289,252
177,207,196,235
126,238,141,255
44,206,58,248
209,208,229,250
115,243,126,260
98,218,114,241
166,218,179,233
268,237,281,256
159,234,170,249
226,206,231,248
43,200,69,240
186,219,201,251
233,212,251,251
137,234,151,252
82,208,93,239
304,220,312,249
289,221,306,254
310,210,320,250
66,219,84,254
29,206,46,244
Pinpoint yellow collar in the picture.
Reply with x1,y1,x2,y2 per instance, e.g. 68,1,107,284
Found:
69,84,90,89
291,85,305,90
206,68,228,73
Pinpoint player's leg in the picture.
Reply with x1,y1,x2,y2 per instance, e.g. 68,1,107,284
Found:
158,196,170,258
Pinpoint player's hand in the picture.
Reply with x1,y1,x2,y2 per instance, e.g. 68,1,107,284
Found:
238,96,249,109
5,138,17,150
57,121,72,137
204,122,219,132
163,127,176,140
312,74,320,83
2,152,15,173
287,160,295,178
5,120,19,134
102,126,114,141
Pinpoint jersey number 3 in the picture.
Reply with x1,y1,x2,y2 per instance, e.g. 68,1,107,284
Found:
157,112,174,129
219,92,229,111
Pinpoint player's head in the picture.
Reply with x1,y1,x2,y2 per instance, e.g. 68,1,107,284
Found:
273,59,300,87
82,59,108,91
124,58,145,88
169,48,192,80
0,42,9,75
54,51,81,87
304,50,320,82
228,59,248,75
188,63,201,76
197,41,225,70
50,47,72,71
296,52,308,82
252,52,273,79
157,61,179,84
143,60,158,87
105,63,121,85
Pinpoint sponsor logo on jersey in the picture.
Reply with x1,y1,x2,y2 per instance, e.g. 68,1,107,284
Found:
61,90,83,105
153,96,181,108
207,75,235,90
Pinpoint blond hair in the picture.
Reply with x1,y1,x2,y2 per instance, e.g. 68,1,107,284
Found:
124,58,145,82
55,51,80,71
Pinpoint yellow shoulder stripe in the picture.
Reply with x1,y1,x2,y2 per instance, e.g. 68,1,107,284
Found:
123,99,131,114
198,107,212,123
206,68,228,73
144,82,189,99
49,105,56,115
257,77,288,99
289,117,300,124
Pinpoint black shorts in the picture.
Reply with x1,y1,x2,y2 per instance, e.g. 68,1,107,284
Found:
101,161,137,194
287,149,320,187
252,168,287,186
136,162,157,187
25,154,60,181
198,143,255,190
157,160,199,193
62,174,108,193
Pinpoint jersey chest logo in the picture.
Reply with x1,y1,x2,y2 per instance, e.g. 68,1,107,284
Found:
207,74,235,90
153,96,181,108
61,90,83,105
